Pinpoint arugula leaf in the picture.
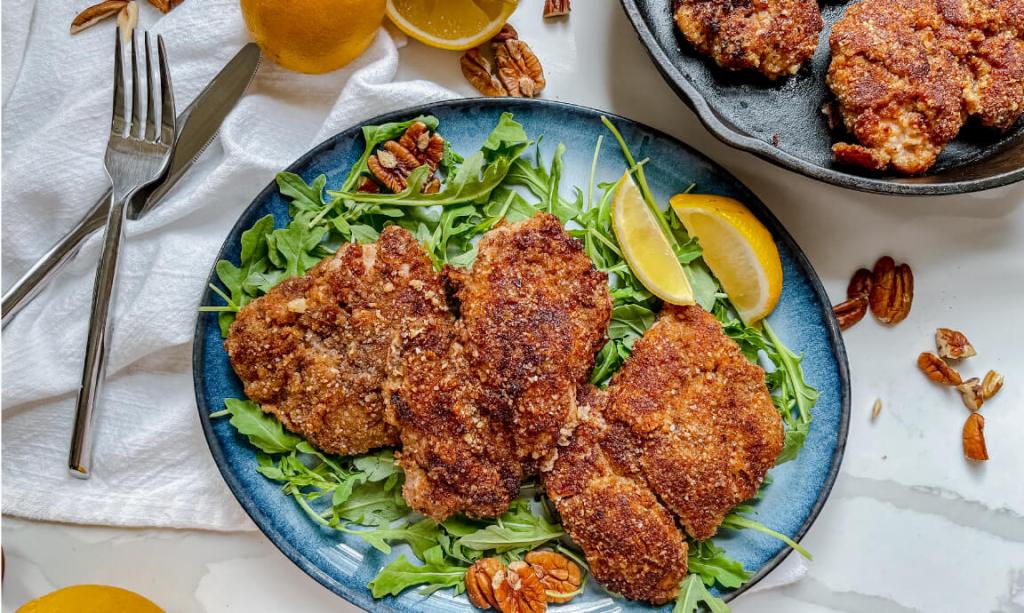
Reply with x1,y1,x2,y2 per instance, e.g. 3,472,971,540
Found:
720,512,812,560
456,500,563,553
687,540,750,590
368,546,467,598
343,518,442,558
277,172,327,213
214,398,301,454
267,221,328,278
334,480,409,526
352,450,402,482
673,575,730,613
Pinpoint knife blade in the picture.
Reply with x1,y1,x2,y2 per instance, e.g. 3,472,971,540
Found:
1,43,261,328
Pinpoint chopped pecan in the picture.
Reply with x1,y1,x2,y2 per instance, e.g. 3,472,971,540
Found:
355,176,380,193
524,550,581,604
466,558,504,610
962,413,988,461
495,39,545,98
543,0,571,18
935,328,977,360
70,0,128,34
869,256,913,324
981,370,1004,400
957,378,984,411
870,398,882,420
461,48,509,97
833,297,867,330
148,0,171,12
398,121,445,172
847,268,873,300
494,561,547,613
367,139,441,194
492,23,519,42
117,1,138,41
917,352,962,386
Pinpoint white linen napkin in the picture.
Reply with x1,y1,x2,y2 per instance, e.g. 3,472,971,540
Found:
1,0,457,530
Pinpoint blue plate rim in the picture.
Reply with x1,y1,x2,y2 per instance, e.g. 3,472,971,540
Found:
192,97,851,610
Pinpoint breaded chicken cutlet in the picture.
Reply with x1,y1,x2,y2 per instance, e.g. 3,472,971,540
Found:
828,0,1024,174
544,305,783,603
225,226,450,456
388,213,612,520
674,0,824,79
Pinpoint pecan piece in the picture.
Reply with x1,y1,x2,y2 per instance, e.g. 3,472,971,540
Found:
398,121,445,172
368,140,441,194
461,48,509,97
869,256,913,324
494,561,547,613
957,378,984,411
981,370,1004,400
524,551,581,604
70,0,128,34
466,558,504,610
935,328,977,360
117,1,138,42
833,297,867,330
847,267,873,300
355,176,380,193
543,0,571,18
917,352,962,386
962,413,988,461
495,39,545,98
492,23,519,42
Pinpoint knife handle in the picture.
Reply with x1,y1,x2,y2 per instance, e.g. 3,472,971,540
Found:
1,194,110,328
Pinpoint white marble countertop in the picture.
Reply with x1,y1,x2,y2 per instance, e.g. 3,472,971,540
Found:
3,2,1023,612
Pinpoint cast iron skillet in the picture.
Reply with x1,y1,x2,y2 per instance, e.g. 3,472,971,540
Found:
620,0,1024,195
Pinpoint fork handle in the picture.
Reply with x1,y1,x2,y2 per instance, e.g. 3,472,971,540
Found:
68,190,133,479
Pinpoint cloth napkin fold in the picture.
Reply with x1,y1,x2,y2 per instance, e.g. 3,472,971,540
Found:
1,0,456,530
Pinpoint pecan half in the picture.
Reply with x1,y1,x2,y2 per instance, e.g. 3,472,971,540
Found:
525,550,581,604
367,138,441,194
847,268,873,300
492,23,519,42
869,256,913,324
495,39,545,98
935,328,977,360
466,558,504,610
494,561,547,613
543,0,571,18
833,298,868,330
962,413,988,461
398,121,445,172
981,370,1004,400
461,48,509,97
70,0,128,34
957,378,984,411
917,352,962,386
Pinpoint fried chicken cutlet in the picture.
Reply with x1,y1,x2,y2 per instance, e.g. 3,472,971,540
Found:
387,213,612,520
674,0,824,79
828,0,1024,174
448,213,613,472
225,226,449,456
544,387,689,605
544,305,783,603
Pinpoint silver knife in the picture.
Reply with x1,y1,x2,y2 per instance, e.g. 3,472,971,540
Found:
1,43,261,327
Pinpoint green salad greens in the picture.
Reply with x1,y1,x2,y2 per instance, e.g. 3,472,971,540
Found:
203,113,818,612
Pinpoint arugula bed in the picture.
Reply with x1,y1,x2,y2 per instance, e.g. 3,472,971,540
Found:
202,111,820,613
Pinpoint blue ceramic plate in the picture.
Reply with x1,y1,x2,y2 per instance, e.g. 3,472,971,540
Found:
194,98,850,611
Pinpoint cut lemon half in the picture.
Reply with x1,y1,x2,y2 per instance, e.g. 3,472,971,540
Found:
612,172,695,305
385,0,518,50
670,194,782,325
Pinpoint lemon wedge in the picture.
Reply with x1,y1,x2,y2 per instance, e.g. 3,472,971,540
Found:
386,0,518,50
670,194,782,325
612,172,695,305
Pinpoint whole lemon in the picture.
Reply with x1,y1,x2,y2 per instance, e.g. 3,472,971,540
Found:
240,0,387,74
17,585,163,613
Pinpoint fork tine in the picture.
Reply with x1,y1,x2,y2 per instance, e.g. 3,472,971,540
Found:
111,28,126,136
144,33,157,141
129,31,141,138
157,35,175,144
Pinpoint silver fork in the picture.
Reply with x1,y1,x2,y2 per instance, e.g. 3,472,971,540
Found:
68,29,176,479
